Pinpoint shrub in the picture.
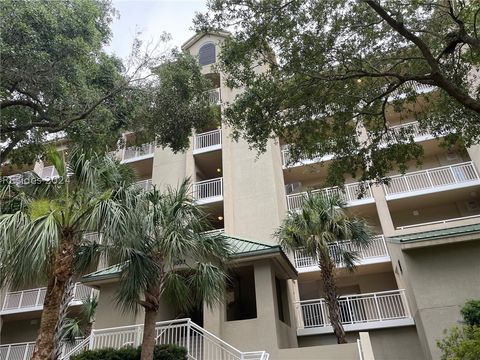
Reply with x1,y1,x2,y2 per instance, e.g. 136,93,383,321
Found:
461,300,480,326
437,299,480,360
437,325,480,360
70,347,139,360
71,344,187,360
153,344,187,360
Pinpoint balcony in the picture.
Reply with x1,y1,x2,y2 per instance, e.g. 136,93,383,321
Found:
135,179,153,191
0,342,34,360
1,339,84,360
293,235,390,272
386,121,435,143
1,283,92,315
207,88,221,105
193,129,222,154
295,289,414,336
384,161,480,200
286,182,374,211
281,147,334,168
40,165,59,180
396,213,480,230
121,142,155,163
193,177,223,204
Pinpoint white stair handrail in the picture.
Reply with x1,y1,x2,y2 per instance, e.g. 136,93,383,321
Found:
60,337,90,360
60,318,269,360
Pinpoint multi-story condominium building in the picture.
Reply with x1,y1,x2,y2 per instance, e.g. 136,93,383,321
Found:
1,31,480,360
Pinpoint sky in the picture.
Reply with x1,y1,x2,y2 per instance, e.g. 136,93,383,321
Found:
107,0,208,59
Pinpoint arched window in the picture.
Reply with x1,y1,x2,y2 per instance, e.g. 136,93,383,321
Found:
198,42,216,66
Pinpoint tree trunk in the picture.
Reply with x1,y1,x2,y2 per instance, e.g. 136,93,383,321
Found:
140,280,162,360
319,250,347,344
31,236,76,360
140,305,159,360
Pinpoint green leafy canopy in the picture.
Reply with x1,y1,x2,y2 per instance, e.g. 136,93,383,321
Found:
195,0,480,184
1,0,217,166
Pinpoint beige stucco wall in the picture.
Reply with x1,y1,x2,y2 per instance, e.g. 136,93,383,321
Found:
93,283,142,329
203,259,297,355
389,239,480,360
152,147,188,189
222,132,288,244
277,342,359,359
93,281,179,331
297,326,423,360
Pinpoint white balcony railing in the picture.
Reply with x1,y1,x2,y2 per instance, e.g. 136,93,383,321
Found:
193,129,222,153
135,179,153,191
1,283,92,314
295,289,412,332
384,161,480,199
396,213,480,230
207,88,221,105
287,182,374,211
1,339,85,360
193,177,223,203
61,318,269,360
40,165,59,180
0,342,34,360
121,142,155,162
281,147,334,168
390,121,429,140
293,235,389,270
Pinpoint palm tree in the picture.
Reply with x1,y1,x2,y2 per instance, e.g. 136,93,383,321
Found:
61,295,98,343
0,147,133,360
276,193,372,344
112,179,229,360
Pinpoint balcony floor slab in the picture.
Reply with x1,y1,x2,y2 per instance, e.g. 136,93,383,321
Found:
297,256,391,273
297,318,415,336
386,179,480,201
193,144,222,155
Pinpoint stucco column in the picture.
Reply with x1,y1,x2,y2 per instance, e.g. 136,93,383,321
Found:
467,144,480,174
254,260,280,354
151,147,187,189
289,280,303,329
202,301,223,338
371,184,395,236
185,142,195,182
359,332,375,360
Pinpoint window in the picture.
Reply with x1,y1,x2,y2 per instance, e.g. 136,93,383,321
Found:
226,266,257,321
199,43,216,66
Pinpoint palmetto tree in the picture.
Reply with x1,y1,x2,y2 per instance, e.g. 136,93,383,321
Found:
61,295,98,343
112,179,229,360
0,148,133,360
276,193,372,344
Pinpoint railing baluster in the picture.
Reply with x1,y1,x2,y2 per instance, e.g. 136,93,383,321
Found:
296,290,410,331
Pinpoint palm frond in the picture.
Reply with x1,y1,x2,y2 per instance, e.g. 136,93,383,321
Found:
276,190,373,270
162,271,192,313
61,318,84,344
187,262,226,309
45,145,67,179
81,295,98,323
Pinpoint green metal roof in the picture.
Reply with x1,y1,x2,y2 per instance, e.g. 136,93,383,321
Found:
225,235,280,257
82,263,125,282
388,223,480,243
82,235,282,282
